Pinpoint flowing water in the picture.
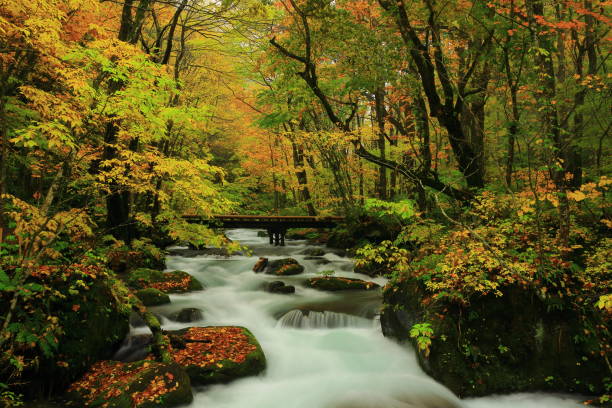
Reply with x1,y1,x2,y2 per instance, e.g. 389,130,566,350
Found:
123,229,584,408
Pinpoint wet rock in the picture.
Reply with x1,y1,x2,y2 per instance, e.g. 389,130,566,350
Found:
165,326,266,385
253,257,268,273
126,268,203,293
113,334,154,362
256,231,268,237
66,360,192,408
265,258,304,276
266,281,295,294
301,247,327,257
306,276,380,291
304,256,331,265
135,288,171,307
381,279,609,397
169,308,204,323
354,261,387,277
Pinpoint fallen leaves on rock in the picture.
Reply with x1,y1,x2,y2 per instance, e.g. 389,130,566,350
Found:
168,327,256,368
68,360,180,407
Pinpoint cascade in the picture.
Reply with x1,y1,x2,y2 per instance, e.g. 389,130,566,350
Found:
130,229,583,408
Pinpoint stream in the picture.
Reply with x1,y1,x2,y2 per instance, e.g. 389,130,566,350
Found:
125,229,585,408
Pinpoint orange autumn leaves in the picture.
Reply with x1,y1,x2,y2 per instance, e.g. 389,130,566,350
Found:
169,327,256,368
142,272,194,293
68,360,180,407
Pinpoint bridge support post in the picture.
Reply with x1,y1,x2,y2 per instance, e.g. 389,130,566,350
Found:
269,228,286,246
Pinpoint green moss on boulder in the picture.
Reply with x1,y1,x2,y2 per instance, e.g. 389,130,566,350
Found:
301,248,327,257
126,269,203,293
21,265,130,396
306,276,380,291
381,278,608,398
265,258,304,276
135,288,171,306
66,360,192,408
166,326,266,385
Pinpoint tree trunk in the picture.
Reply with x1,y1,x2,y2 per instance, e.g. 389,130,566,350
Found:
374,87,388,200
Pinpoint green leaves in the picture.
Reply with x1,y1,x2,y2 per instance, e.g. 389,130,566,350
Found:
364,198,416,222
409,323,434,357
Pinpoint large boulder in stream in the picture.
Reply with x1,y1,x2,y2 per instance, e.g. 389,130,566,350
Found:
306,276,380,291
66,360,193,408
265,258,304,276
126,268,203,293
165,326,266,385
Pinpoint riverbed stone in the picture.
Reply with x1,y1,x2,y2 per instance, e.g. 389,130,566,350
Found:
265,258,304,276
303,256,331,265
126,268,203,293
169,308,204,323
253,257,268,272
267,281,295,294
301,247,327,256
306,276,380,291
135,288,171,306
165,326,266,385
66,360,193,408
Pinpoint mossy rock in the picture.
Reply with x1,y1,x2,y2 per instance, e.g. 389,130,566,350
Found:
135,288,171,306
66,360,193,408
354,260,388,277
166,326,266,385
265,258,304,276
126,269,203,293
301,248,327,257
306,276,380,291
380,279,608,398
21,265,130,396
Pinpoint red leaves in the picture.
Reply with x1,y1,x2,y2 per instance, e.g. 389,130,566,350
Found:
169,327,256,368
69,360,182,407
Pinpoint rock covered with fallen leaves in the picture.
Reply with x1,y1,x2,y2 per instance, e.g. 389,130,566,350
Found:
126,268,203,293
264,258,304,276
306,276,380,291
165,326,266,385
66,360,193,408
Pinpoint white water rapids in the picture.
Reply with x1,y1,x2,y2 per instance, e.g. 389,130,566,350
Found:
128,229,585,408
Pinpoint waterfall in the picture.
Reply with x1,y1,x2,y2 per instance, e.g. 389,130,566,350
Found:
277,309,374,329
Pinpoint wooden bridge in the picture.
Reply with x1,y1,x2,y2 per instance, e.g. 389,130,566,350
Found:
183,215,344,246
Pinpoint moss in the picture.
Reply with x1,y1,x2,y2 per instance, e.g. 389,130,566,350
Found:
306,276,380,291
26,272,130,396
265,258,304,276
66,360,192,408
301,248,326,257
166,326,266,386
135,288,171,307
381,278,608,398
126,269,203,293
